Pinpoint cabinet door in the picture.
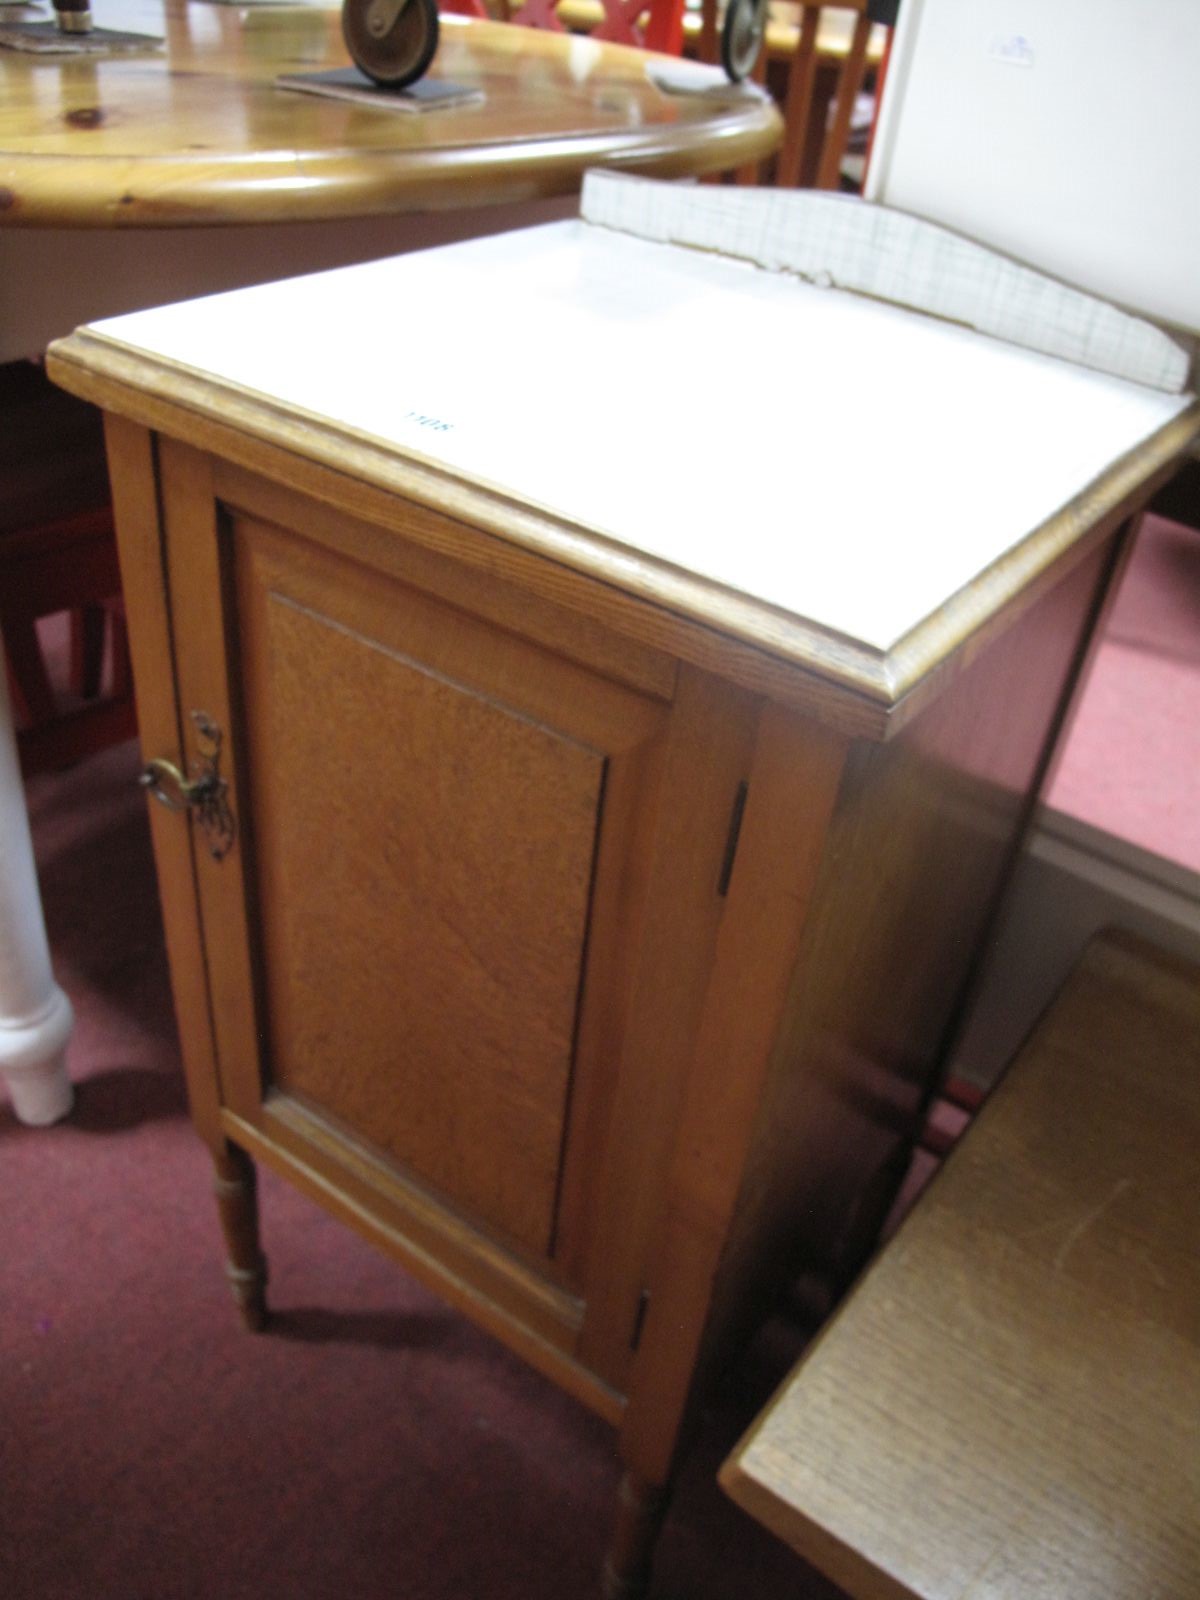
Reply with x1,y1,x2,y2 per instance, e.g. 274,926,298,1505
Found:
156,443,675,1310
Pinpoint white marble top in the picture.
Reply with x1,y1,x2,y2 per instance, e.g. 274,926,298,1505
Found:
86,218,1190,652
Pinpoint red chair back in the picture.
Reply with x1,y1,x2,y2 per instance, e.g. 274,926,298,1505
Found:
509,0,685,57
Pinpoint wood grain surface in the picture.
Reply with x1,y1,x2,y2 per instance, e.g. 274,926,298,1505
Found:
0,0,780,226
723,930,1200,1600
234,515,605,1256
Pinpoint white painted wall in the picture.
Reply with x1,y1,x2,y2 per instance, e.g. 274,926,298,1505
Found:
867,0,1200,337
951,809,1200,1089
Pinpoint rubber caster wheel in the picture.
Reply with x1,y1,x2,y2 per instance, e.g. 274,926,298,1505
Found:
721,0,768,83
342,0,439,89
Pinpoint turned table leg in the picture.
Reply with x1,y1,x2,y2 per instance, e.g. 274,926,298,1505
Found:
212,1144,269,1331
602,1469,671,1600
0,650,74,1126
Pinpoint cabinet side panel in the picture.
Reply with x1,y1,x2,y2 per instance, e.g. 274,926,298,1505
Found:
710,534,1121,1350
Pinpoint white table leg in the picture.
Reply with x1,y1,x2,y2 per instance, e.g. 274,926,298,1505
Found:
0,639,74,1125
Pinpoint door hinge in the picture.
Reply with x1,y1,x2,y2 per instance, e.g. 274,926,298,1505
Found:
717,780,749,898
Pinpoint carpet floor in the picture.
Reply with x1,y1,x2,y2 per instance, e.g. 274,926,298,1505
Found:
1047,513,1200,872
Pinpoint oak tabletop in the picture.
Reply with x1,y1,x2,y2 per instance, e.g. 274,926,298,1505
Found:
721,930,1200,1599
0,0,780,227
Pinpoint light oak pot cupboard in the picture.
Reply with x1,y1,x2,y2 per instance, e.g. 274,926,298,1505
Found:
46,211,1200,1597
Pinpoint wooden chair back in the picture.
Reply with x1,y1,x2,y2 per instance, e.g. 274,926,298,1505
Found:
504,0,685,55
699,0,877,189
779,0,874,189
0,360,135,775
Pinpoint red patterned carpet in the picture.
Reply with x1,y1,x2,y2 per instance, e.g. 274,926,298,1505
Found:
1047,514,1200,872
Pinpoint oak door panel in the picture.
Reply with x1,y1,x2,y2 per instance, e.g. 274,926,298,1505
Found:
231,516,616,1258
261,608,599,1254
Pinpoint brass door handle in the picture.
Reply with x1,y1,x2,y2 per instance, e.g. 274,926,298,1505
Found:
140,712,236,861
140,757,217,811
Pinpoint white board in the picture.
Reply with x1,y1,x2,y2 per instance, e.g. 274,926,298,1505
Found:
867,0,1200,336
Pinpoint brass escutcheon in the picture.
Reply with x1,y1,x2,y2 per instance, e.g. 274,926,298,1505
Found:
141,711,236,861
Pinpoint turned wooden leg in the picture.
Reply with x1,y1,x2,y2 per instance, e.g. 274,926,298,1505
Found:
211,1145,269,1331
602,1470,671,1600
